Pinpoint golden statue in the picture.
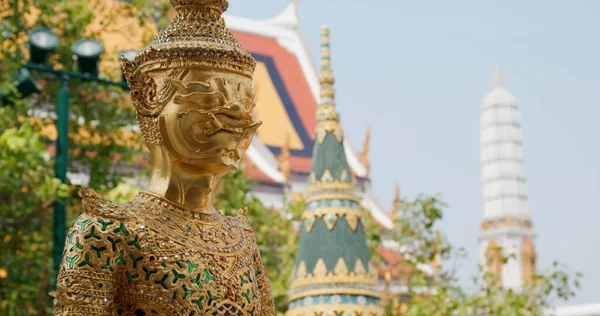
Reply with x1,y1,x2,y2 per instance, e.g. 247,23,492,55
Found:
51,0,276,314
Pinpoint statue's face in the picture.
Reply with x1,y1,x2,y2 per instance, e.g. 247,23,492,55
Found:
157,69,260,171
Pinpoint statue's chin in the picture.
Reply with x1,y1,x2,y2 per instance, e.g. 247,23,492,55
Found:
173,156,239,175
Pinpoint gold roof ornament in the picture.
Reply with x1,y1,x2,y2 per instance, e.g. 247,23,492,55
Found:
358,121,371,175
390,183,400,220
491,64,502,87
314,25,342,144
433,231,441,271
279,129,292,182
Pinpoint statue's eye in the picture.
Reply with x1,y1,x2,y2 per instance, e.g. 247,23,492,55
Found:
195,94,224,108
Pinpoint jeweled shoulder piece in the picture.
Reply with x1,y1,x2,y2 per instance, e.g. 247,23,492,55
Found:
78,187,135,220
235,207,253,231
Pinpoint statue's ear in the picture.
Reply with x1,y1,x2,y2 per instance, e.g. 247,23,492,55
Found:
120,55,162,116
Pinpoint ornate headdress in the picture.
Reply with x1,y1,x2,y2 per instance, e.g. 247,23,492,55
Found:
121,0,256,144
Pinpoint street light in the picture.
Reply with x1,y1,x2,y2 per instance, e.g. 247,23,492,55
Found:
29,28,59,65
0,30,131,276
72,39,104,76
13,68,42,97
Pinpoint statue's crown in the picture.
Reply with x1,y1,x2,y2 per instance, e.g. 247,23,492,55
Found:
120,0,256,144
127,0,255,79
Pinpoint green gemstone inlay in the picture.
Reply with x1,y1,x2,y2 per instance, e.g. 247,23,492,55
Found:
67,231,76,244
107,237,122,252
65,255,79,269
77,254,93,268
240,275,248,286
115,251,126,264
172,291,177,300
176,261,183,269
203,270,214,283
172,269,185,284
97,219,113,231
143,267,157,280
113,222,129,236
190,311,196,316
191,296,204,310
126,235,141,249
155,273,168,290
161,262,167,268
76,219,92,231
186,261,198,273
129,254,143,268
191,273,203,289
84,225,100,240
126,271,139,283
242,289,251,303
182,286,195,299
101,257,113,271
70,237,83,252
207,291,216,306
91,245,107,258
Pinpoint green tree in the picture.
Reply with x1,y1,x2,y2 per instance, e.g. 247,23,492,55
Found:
373,195,581,316
0,0,151,314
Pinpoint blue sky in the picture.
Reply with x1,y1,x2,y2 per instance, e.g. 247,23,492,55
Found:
227,0,600,305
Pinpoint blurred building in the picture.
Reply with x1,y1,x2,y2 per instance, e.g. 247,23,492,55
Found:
478,67,536,288
224,3,392,230
479,69,600,316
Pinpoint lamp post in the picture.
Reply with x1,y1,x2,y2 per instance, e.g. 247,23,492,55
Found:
4,27,133,275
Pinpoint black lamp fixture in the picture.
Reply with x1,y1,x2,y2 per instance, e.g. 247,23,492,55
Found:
28,28,59,65
72,39,104,76
0,68,42,105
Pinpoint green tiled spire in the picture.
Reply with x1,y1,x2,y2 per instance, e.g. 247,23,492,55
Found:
286,26,382,316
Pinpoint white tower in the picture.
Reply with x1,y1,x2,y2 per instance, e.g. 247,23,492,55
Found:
478,67,536,289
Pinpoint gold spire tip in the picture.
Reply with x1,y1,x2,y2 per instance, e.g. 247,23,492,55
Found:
491,65,502,87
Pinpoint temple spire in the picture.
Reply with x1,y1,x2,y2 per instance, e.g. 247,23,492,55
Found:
314,25,342,144
480,69,534,290
287,26,381,315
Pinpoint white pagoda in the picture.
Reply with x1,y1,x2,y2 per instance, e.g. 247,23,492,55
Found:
478,67,536,289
